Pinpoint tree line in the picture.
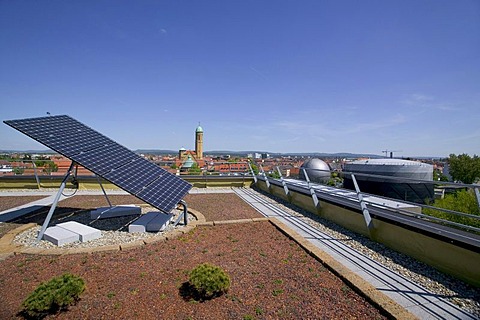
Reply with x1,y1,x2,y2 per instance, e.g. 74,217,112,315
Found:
448,153,480,184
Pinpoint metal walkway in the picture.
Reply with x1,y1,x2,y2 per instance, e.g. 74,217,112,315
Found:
233,187,476,320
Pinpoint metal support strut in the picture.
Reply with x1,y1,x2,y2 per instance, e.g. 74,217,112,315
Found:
174,200,188,227
302,168,320,208
351,174,373,230
277,166,289,196
248,162,258,184
260,165,270,188
96,174,113,208
37,161,76,241
475,187,480,210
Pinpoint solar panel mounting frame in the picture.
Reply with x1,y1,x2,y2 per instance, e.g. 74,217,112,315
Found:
3,115,192,240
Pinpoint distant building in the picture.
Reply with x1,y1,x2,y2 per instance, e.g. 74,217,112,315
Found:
195,124,203,160
343,158,434,204
177,124,205,170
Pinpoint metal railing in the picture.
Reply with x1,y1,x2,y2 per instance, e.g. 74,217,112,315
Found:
258,165,480,234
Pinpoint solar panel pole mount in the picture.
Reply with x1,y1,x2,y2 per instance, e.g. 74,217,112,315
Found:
36,161,76,241
4,114,192,237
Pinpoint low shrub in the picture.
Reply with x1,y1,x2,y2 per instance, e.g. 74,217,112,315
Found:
20,273,85,318
188,263,230,300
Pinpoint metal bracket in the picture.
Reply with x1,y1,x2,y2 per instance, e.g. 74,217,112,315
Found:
351,174,373,230
302,168,319,208
277,166,289,196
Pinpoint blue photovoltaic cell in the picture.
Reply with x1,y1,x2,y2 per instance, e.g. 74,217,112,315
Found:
104,158,167,194
4,115,191,213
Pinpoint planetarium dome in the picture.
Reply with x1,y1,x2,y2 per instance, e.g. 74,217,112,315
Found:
299,158,331,183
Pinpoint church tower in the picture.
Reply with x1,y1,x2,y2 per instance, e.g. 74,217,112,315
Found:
195,123,203,159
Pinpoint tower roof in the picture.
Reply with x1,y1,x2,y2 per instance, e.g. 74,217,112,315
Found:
195,124,203,133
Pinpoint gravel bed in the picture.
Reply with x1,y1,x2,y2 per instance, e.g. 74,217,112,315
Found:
252,187,480,316
13,206,195,249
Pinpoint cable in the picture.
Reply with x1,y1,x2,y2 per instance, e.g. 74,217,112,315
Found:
61,176,79,197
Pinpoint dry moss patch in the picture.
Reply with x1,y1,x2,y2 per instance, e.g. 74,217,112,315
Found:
0,222,386,319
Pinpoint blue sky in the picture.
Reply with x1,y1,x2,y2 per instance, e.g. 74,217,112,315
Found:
1,1,479,157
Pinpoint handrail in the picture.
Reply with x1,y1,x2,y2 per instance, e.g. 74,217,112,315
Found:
255,172,480,233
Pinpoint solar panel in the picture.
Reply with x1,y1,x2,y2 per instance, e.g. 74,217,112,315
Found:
4,115,192,213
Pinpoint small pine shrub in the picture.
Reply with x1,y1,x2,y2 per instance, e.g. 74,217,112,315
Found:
20,273,85,318
189,263,230,300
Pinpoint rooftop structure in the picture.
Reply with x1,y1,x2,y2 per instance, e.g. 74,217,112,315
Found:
343,158,434,203
299,158,331,183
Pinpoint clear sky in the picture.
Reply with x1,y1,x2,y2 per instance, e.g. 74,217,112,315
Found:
1,1,479,157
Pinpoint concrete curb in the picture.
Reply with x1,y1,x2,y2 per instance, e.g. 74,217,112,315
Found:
212,217,269,225
268,217,418,320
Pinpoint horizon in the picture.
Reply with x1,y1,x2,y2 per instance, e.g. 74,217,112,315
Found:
1,1,479,157
0,147,452,159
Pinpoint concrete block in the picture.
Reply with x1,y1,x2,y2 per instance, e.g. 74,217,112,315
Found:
90,205,141,219
146,213,173,232
57,221,102,242
43,226,79,246
129,212,158,233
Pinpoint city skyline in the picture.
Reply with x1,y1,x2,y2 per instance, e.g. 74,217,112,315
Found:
1,1,479,157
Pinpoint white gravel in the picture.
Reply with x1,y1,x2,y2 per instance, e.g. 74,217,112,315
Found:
13,205,195,249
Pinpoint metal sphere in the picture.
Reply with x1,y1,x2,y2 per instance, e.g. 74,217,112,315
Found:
299,158,331,183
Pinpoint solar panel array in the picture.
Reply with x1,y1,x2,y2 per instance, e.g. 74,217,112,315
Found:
4,115,192,213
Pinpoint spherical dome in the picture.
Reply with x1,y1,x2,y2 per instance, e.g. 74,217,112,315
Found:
299,158,331,183
195,125,203,133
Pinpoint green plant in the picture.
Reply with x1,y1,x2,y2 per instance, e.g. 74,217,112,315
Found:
20,273,85,318
272,289,284,296
255,306,264,315
423,189,480,228
341,285,350,293
188,263,230,300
